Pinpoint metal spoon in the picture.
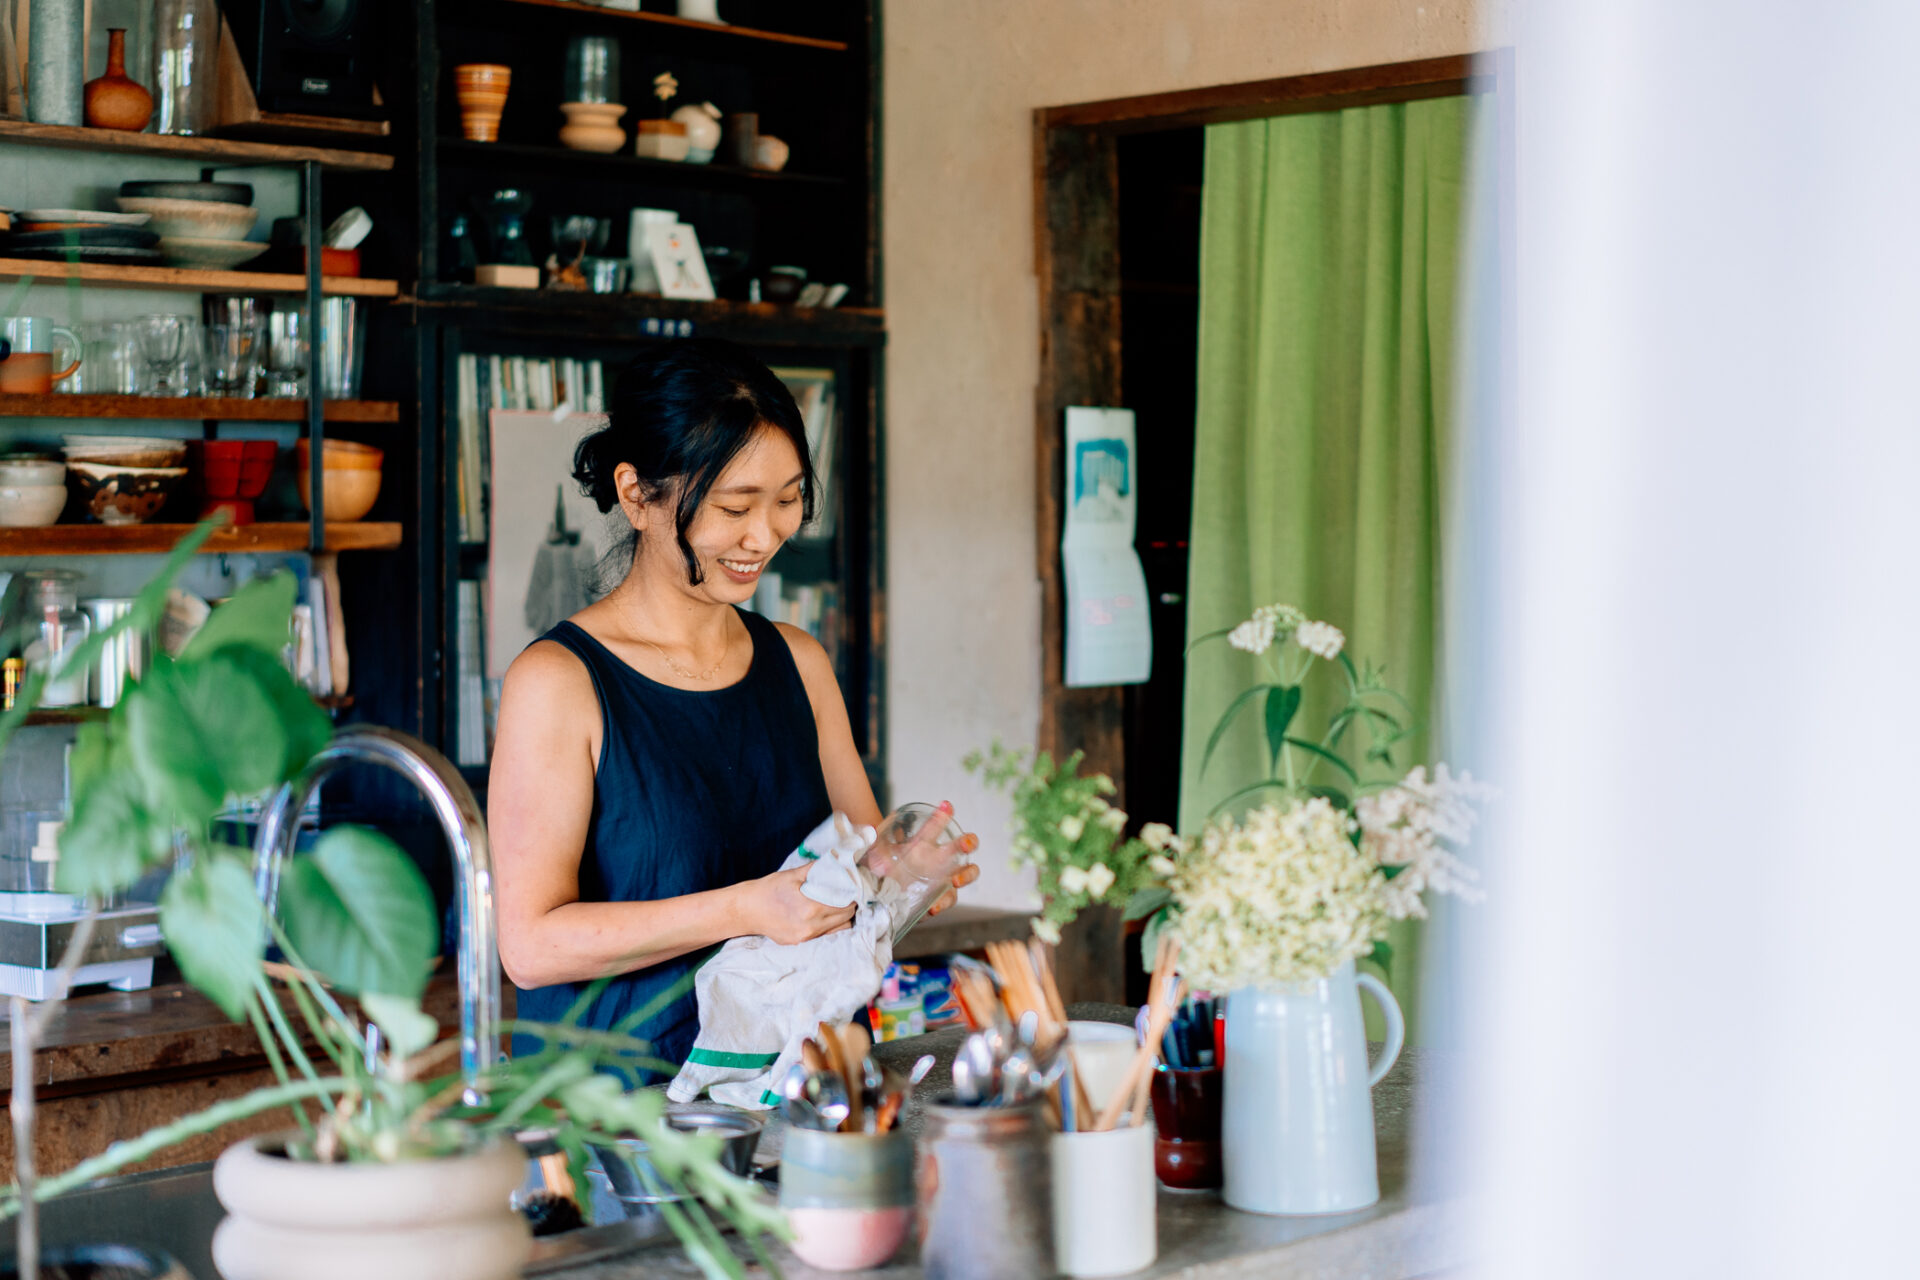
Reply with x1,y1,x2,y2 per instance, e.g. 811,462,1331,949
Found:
951,1046,983,1104
807,1070,852,1132
777,1062,823,1130
908,1053,936,1086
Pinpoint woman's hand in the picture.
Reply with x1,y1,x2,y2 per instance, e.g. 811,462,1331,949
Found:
739,864,857,944
926,834,982,917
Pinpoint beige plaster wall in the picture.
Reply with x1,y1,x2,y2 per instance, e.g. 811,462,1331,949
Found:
883,0,1509,908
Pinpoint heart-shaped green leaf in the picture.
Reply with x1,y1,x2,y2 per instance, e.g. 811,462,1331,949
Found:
159,853,267,1022
280,826,436,1000
362,992,440,1062
180,571,299,662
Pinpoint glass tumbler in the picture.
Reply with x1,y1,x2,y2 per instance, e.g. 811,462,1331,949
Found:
204,319,264,398
264,308,309,398
151,0,218,135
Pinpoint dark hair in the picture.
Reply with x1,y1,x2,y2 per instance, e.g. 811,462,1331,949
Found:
573,338,817,586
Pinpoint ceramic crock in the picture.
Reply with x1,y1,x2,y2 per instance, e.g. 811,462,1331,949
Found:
210,1132,531,1280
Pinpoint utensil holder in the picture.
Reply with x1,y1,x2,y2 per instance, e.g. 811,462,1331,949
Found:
780,1128,914,1272
1051,1122,1156,1276
1149,1064,1223,1190
918,1099,1054,1280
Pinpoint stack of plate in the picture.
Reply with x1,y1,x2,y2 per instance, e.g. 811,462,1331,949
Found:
2,209,161,263
115,181,265,270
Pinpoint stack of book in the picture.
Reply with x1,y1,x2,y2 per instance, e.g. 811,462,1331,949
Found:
455,354,610,543
454,580,499,767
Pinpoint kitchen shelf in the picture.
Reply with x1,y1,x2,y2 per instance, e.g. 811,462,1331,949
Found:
437,138,845,186
20,707,109,725
0,395,400,423
405,284,884,344
0,120,394,172
0,259,399,297
490,0,849,50
0,522,402,557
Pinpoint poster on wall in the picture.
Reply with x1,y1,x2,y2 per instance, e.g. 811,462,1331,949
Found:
1062,405,1152,686
487,411,618,680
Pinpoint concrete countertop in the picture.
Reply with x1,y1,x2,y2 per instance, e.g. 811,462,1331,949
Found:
559,1004,1468,1279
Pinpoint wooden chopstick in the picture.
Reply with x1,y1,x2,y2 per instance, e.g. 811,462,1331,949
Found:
1093,936,1181,1131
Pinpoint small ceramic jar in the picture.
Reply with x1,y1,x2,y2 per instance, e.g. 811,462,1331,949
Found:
779,1127,914,1272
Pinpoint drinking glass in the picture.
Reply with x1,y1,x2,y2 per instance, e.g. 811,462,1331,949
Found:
563,36,620,105
264,308,308,398
135,315,190,396
75,321,142,394
204,319,263,398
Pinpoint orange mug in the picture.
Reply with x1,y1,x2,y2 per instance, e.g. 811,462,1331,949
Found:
0,317,82,394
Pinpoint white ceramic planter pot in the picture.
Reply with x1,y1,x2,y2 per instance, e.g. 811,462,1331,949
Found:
210,1133,532,1280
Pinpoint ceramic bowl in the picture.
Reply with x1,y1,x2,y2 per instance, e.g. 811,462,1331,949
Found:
0,457,67,487
297,465,382,522
64,435,189,469
157,238,269,270
115,198,259,241
0,483,69,527
295,438,384,472
763,265,807,303
119,180,254,206
66,461,188,525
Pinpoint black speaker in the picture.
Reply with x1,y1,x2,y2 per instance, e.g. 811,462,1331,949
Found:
221,0,382,119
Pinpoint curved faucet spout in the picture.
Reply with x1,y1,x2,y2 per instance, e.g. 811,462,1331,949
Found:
253,726,500,1093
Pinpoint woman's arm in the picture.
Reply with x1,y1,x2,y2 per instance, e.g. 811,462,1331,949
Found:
489,640,854,990
777,624,982,911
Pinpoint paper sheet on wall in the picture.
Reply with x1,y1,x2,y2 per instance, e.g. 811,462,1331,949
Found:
1062,406,1151,686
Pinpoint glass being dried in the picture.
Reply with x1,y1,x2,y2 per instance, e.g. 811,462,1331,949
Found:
863,801,968,943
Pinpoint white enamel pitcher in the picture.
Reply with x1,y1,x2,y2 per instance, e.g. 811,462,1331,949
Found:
1221,960,1405,1215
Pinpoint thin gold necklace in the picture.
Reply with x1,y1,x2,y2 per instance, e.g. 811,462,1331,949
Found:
639,634,727,681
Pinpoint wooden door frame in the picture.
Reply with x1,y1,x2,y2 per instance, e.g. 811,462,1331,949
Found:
1031,50,1512,798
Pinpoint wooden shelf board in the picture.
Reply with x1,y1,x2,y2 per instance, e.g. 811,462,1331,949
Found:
437,138,845,186
0,395,399,423
0,259,399,297
0,522,402,556
404,285,883,343
0,120,393,171
20,707,109,725
487,0,849,50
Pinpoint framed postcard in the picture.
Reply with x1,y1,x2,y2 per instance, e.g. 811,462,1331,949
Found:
645,221,716,300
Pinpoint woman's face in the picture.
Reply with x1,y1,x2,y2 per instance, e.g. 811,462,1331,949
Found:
621,426,807,603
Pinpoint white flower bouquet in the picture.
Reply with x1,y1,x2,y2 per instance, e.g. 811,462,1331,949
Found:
1159,603,1491,985
965,744,1178,944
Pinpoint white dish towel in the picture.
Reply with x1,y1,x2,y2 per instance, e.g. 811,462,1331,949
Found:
667,813,897,1109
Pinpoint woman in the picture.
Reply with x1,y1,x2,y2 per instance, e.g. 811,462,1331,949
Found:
490,338,978,1070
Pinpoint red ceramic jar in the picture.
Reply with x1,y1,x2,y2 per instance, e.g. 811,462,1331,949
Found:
1149,1065,1223,1190
192,440,279,525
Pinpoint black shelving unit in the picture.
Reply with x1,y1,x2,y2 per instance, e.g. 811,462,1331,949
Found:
389,0,888,795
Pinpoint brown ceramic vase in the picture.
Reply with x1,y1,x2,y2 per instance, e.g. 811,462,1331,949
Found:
85,29,154,132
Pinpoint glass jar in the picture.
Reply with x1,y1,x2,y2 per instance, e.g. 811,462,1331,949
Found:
151,0,218,135
863,802,968,943
24,571,91,708
563,36,621,105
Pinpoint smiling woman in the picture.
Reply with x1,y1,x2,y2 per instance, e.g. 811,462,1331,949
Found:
487,339,977,1072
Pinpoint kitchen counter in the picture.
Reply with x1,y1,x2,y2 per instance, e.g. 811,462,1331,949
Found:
20,1005,1468,1279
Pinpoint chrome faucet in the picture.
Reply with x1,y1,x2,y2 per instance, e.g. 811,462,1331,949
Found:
252,726,500,1095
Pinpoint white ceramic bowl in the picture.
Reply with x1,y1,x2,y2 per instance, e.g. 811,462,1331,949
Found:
0,483,69,527
114,197,259,240
0,458,66,487
158,237,269,270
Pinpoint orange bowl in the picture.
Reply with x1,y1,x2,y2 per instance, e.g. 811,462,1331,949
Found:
296,438,383,472
298,466,381,522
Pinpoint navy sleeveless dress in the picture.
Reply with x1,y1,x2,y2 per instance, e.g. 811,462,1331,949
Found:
514,608,832,1074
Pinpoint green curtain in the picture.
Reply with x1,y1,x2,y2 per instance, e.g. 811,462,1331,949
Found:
1180,96,1486,1043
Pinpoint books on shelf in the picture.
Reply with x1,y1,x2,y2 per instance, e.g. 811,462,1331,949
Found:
454,579,500,768
771,367,839,543
744,570,842,658
455,353,609,542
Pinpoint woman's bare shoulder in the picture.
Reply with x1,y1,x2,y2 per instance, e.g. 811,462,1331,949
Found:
502,638,597,708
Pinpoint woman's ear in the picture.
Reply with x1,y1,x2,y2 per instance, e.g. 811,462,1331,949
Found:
614,462,652,531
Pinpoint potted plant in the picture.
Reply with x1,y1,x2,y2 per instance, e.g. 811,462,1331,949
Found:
1162,604,1489,1217
963,742,1180,948
0,522,788,1280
